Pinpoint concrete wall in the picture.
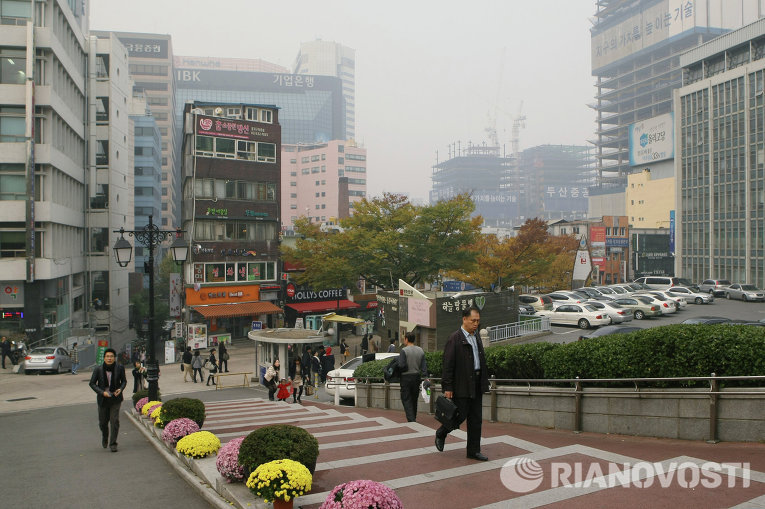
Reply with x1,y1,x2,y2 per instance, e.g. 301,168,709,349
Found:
356,383,765,443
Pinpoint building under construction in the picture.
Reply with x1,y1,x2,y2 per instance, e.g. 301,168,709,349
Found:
590,0,757,189
430,142,594,227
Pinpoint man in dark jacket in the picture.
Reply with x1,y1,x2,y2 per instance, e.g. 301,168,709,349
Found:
435,306,490,461
302,347,312,383
89,348,127,452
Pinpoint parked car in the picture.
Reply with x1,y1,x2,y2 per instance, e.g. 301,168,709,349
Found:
519,294,554,311
579,325,643,340
632,276,681,290
325,352,399,400
24,346,72,374
547,291,586,306
646,290,687,309
676,278,700,292
518,303,536,315
666,286,714,304
633,292,678,314
681,317,732,325
698,279,731,296
594,286,618,296
535,303,610,329
607,284,634,296
725,284,765,302
583,300,633,324
572,288,614,302
612,297,662,320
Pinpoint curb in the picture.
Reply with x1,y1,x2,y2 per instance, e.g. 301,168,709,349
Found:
127,409,268,509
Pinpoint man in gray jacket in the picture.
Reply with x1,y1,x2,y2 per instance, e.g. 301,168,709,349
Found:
398,331,427,422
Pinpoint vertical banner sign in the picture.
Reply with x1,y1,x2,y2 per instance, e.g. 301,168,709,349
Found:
164,340,175,364
96,339,109,365
572,236,593,286
669,210,675,255
169,273,181,317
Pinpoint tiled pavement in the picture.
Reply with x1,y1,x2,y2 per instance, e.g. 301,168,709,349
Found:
190,397,765,509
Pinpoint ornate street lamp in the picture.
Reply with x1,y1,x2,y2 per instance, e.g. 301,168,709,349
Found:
112,216,187,401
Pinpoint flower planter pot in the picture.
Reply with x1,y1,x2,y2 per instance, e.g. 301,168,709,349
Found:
273,499,293,509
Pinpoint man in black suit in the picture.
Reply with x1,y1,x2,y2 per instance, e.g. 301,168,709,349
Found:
435,306,490,461
89,348,127,452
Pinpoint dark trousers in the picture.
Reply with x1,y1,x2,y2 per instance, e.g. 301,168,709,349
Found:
219,359,228,372
292,386,303,402
400,374,421,422
192,368,202,382
98,402,121,446
436,375,484,455
268,384,277,400
206,371,216,385
1,351,12,368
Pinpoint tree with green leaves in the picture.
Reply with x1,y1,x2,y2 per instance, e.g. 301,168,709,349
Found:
282,193,482,291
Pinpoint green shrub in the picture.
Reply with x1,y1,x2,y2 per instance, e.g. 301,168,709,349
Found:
131,388,161,405
238,424,320,477
486,342,559,379
425,351,443,378
353,359,388,380
158,398,205,429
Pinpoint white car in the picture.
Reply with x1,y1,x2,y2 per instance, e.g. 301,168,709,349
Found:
536,303,611,329
584,300,634,324
646,290,687,309
666,286,714,304
547,291,586,307
634,293,677,315
325,352,399,400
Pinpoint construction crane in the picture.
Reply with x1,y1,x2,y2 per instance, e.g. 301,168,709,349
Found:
485,48,506,147
511,101,526,156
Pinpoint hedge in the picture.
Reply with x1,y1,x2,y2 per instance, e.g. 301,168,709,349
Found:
158,398,206,429
353,325,765,382
238,424,319,477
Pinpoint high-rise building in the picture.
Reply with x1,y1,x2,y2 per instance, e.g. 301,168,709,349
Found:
281,140,367,230
293,39,356,141
175,55,288,74
180,102,283,335
590,0,760,190
675,17,765,285
174,59,345,145
94,32,178,230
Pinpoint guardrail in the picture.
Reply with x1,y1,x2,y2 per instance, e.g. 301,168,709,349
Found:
356,373,765,442
485,316,551,342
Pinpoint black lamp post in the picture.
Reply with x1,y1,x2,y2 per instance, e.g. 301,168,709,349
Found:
113,216,187,401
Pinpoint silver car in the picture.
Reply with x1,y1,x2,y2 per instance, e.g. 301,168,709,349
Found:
698,279,731,296
584,300,634,324
666,286,714,304
24,346,72,374
725,284,765,302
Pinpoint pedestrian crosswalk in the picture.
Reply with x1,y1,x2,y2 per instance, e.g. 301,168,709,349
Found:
199,398,765,509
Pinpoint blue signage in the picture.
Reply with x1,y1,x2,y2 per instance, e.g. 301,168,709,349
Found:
606,237,630,248
669,210,675,255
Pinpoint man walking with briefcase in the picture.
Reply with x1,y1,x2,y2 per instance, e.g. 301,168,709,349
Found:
435,306,490,461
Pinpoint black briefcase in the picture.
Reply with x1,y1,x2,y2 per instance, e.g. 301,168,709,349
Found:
434,395,460,427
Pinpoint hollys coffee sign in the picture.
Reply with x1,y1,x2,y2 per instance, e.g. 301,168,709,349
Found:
286,286,345,302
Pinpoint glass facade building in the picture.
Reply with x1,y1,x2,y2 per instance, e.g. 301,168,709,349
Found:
132,114,163,276
676,18,765,285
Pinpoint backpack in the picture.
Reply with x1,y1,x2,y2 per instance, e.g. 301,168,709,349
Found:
383,357,402,383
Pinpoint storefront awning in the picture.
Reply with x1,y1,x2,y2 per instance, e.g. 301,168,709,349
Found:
286,300,360,314
321,313,364,324
192,301,282,318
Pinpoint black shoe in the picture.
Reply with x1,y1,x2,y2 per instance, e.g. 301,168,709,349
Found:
435,434,445,452
206,383,210,386
102,437,108,449
467,452,488,461
110,444,118,453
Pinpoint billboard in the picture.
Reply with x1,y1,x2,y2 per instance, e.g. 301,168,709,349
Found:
629,113,674,166
591,0,753,71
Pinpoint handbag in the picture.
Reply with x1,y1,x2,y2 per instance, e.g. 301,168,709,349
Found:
180,364,184,372
434,395,461,428
304,384,314,396
221,352,229,361
383,358,401,383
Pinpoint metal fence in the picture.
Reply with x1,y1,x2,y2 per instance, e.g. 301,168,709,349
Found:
485,316,551,342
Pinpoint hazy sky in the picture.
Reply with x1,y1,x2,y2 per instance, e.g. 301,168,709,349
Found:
91,0,596,202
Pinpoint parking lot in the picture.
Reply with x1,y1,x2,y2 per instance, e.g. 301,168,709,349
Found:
519,297,765,344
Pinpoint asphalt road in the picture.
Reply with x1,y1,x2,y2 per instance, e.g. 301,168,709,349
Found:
517,297,765,344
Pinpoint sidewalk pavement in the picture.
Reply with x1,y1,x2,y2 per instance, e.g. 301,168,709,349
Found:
132,393,765,509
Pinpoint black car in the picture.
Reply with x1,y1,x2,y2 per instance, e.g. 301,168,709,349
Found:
579,325,642,340
518,304,535,315
681,317,732,325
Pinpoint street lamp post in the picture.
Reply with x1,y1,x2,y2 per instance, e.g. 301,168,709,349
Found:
113,215,187,401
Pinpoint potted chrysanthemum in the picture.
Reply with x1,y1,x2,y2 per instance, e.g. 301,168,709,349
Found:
216,436,246,483
246,459,312,509
320,480,403,509
176,431,221,459
161,418,200,445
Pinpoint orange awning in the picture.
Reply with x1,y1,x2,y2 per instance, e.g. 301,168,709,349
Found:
192,301,282,318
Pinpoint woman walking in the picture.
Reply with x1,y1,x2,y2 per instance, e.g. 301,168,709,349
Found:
264,359,280,401
191,350,203,383
289,358,304,403
131,361,146,393
206,348,218,386
218,342,229,373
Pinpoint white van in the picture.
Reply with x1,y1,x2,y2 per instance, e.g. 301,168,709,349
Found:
632,276,681,290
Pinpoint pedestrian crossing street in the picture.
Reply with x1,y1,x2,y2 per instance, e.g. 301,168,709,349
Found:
201,398,765,509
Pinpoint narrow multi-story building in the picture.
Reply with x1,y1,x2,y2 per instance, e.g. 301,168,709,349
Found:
281,140,366,230
180,102,283,340
293,39,356,141
675,17,765,285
